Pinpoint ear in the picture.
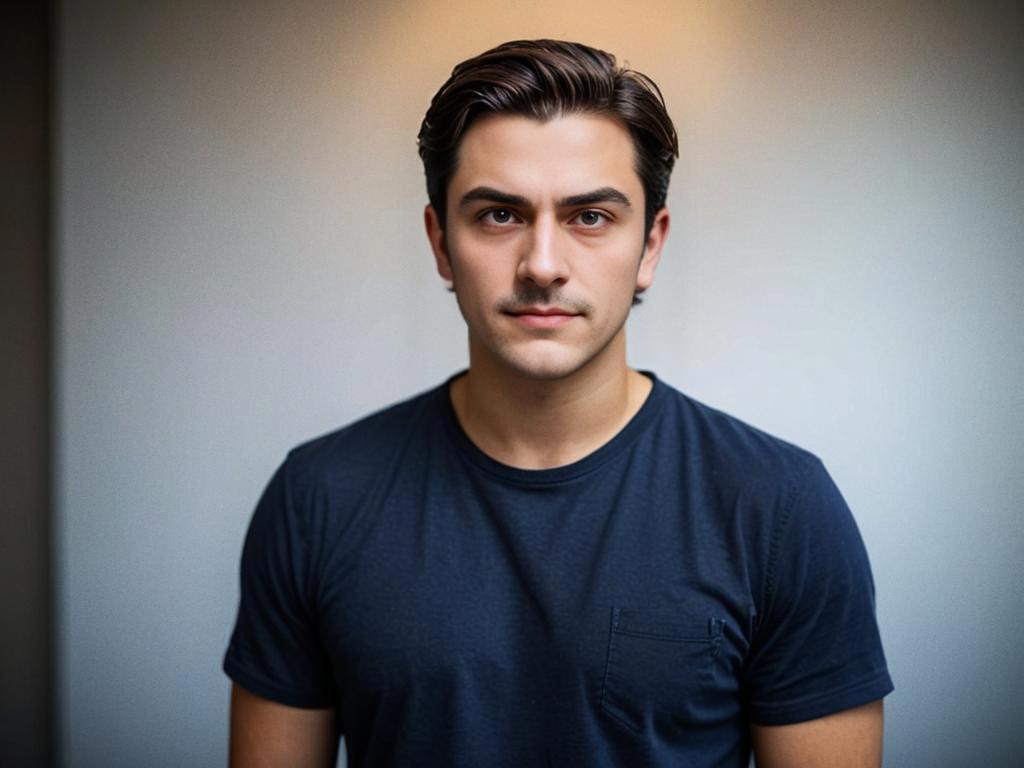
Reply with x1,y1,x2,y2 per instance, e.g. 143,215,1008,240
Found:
635,207,670,293
424,205,453,283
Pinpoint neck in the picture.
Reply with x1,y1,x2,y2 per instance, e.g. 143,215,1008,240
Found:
449,333,652,470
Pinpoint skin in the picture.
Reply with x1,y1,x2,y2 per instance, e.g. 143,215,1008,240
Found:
751,700,885,767
424,113,668,468
228,112,885,765
228,684,338,768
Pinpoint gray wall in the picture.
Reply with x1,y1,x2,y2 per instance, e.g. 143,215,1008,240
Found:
56,1,1024,766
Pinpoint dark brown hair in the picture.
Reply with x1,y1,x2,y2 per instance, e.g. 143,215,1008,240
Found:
417,39,678,236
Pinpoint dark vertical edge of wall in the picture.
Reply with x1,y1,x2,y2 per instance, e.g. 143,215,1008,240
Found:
46,2,60,762
48,1,61,764
0,2,55,766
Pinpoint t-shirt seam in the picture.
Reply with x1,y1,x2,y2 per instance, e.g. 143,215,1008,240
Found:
749,668,893,714
224,651,337,708
282,453,320,619
448,386,661,488
762,454,818,616
455,438,644,488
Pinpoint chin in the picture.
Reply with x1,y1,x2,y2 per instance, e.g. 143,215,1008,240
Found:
507,361,584,381
494,345,602,382
471,325,627,382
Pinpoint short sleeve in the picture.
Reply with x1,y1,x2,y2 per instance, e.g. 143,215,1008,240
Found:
223,458,338,708
746,457,893,724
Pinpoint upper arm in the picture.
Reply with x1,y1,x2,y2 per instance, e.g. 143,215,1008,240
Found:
229,683,340,768
746,458,893,724
751,699,884,768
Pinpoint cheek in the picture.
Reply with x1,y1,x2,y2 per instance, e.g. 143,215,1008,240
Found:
601,251,647,291
448,260,502,308
449,243,517,291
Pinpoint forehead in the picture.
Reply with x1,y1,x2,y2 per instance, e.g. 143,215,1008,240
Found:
449,113,641,200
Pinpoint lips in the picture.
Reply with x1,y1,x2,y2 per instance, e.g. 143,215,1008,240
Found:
506,306,580,328
511,306,576,316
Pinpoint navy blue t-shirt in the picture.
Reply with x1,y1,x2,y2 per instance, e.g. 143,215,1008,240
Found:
224,373,892,767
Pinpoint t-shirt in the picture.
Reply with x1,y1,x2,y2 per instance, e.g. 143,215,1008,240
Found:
224,373,893,767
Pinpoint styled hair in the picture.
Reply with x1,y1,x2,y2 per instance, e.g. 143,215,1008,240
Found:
417,39,678,236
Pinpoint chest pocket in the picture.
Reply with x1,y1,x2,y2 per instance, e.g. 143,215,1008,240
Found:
600,608,725,735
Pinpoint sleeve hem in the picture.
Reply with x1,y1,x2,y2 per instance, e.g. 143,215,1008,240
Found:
749,670,894,725
223,654,338,710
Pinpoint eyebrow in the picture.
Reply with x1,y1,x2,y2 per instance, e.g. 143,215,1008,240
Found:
459,187,529,209
558,187,632,208
458,186,633,210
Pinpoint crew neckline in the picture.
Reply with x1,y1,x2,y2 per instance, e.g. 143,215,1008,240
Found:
439,370,665,486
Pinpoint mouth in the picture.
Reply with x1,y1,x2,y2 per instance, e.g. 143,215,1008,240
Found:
504,306,581,329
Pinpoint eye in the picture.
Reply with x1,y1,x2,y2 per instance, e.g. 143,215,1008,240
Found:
573,210,609,228
481,208,518,226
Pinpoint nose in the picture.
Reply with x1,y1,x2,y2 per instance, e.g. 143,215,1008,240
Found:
515,215,569,288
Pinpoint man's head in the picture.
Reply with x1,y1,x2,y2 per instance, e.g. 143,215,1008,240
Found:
417,39,678,238
418,41,677,382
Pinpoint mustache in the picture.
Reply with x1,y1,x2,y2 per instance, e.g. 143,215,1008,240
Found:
495,285,593,315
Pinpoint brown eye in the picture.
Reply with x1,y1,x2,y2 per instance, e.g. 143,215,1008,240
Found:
484,208,515,225
575,210,608,227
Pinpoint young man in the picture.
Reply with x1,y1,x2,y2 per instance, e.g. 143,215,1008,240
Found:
225,40,893,767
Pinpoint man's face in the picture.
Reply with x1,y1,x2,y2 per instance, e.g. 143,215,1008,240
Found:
425,113,669,381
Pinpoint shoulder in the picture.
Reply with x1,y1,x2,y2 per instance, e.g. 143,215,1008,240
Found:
653,378,822,498
280,380,450,497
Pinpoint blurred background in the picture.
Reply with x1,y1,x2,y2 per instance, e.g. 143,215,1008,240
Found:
3,0,1022,765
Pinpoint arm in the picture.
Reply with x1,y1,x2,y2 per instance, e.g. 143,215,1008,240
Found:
226,460,341,766
751,699,884,768
229,683,340,768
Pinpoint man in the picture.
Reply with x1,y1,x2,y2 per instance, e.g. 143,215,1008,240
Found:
224,40,893,767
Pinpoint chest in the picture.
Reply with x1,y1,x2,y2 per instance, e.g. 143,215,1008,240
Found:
313,469,757,738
